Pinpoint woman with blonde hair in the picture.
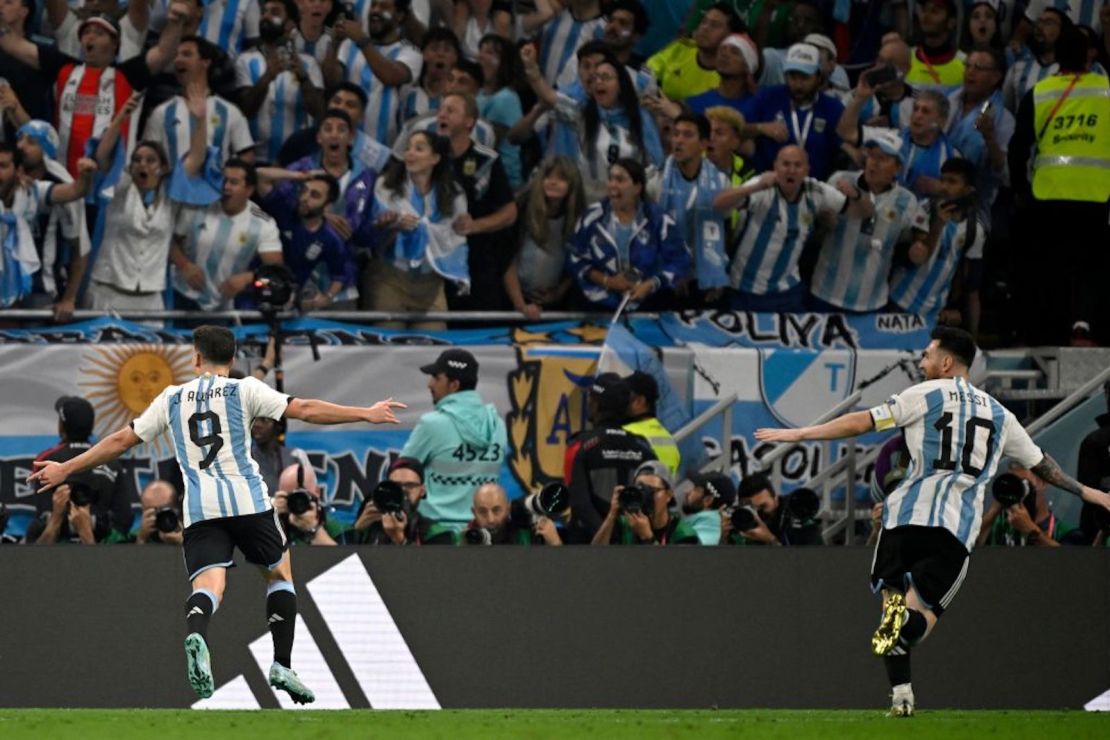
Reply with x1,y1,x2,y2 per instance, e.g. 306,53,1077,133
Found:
504,155,584,319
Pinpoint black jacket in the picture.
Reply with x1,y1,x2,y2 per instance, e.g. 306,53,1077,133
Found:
565,425,656,544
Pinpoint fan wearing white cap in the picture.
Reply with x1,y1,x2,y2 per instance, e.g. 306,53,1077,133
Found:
809,128,930,314
711,144,848,312
802,33,852,99
685,33,759,116
741,42,847,180
14,120,91,322
40,0,149,62
0,1,190,179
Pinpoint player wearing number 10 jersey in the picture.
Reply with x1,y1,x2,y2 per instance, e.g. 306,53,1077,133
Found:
756,326,1110,717
30,326,406,704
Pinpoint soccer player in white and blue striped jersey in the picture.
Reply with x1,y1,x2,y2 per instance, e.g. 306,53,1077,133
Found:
756,326,1110,717
329,0,423,144
809,129,928,313
30,325,406,704
714,145,848,312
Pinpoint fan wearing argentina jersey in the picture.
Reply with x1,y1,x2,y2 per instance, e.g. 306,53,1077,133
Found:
324,0,423,144
1002,6,1064,112
291,0,336,64
888,158,985,328
520,0,606,87
235,0,326,164
196,0,260,54
809,129,929,314
170,159,284,311
396,26,462,125
29,325,406,705
756,327,1110,717
144,37,255,171
713,145,848,313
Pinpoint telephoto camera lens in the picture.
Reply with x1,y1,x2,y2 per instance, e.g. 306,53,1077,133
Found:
731,505,759,531
786,487,821,522
618,483,654,517
286,489,313,515
991,473,1031,508
524,482,570,521
464,527,492,546
154,507,179,533
371,480,406,515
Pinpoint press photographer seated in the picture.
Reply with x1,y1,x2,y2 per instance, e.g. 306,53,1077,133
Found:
721,474,823,546
976,464,1079,547
463,483,564,546
270,464,342,546
591,461,699,545
342,458,455,546
131,480,185,545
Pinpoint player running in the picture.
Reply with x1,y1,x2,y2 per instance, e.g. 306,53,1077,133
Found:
755,326,1110,717
30,325,406,704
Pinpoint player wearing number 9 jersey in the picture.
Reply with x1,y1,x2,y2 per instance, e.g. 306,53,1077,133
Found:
755,326,1110,717
29,325,406,706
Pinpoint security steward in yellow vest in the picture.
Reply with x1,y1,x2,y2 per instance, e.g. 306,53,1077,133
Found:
622,372,681,478
1009,24,1110,346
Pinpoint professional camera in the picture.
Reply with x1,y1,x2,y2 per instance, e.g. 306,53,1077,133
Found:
370,480,406,516
729,504,759,531
464,527,492,546
522,483,569,523
785,487,820,523
992,473,1034,509
286,489,314,516
154,507,180,534
618,483,655,516
253,264,295,314
67,479,99,507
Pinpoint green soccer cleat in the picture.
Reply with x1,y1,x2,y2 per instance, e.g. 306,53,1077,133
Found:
184,633,214,699
269,662,316,705
872,591,908,656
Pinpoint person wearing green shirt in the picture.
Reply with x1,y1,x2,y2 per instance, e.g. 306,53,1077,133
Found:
272,463,346,546
592,461,700,545
647,2,743,101
976,466,1075,548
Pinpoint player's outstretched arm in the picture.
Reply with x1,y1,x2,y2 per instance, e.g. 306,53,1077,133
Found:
28,426,143,492
755,410,876,443
1031,454,1110,514
285,398,407,426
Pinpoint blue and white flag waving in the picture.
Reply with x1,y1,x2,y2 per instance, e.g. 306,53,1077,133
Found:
597,322,690,432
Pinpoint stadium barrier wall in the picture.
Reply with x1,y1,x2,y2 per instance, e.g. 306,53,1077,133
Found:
1,547,1107,710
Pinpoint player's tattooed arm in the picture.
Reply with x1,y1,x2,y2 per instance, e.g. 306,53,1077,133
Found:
1031,454,1084,496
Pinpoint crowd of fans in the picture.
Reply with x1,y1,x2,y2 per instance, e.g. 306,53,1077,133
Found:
0,0,1105,345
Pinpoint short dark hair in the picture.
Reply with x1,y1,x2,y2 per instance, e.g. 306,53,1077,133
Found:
604,0,650,36
193,325,236,365
180,35,219,62
1055,23,1088,72
940,156,977,188
704,2,746,33
930,326,977,368
453,58,484,88
737,473,774,500
321,108,354,130
967,46,1006,78
224,157,257,188
305,172,340,204
577,39,610,61
612,156,646,190
0,140,20,165
262,0,299,23
328,82,369,111
421,25,461,53
674,111,711,140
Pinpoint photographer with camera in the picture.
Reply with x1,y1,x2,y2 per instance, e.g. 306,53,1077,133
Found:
566,373,657,544
721,473,822,546
678,472,737,545
591,461,698,545
976,464,1075,547
463,483,564,546
134,480,185,545
271,463,341,546
342,458,454,545
30,396,134,544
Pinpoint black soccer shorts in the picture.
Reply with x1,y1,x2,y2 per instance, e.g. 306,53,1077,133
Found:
182,508,288,581
870,525,970,616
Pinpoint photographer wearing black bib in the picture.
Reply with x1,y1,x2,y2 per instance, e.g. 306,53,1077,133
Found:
342,458,455,545
721,473,823,546
271,463,342,546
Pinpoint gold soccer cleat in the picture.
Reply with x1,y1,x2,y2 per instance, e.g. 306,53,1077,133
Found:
872,591,908,656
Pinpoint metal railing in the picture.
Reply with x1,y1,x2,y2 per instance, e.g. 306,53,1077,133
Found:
0,309,625,324
673,394,737,476
1026,364,1110,436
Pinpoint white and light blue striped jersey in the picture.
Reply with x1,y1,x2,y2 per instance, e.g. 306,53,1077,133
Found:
336,37,423,144
870,376,1044,551
1003,53,1058,112
133,374,290,528
1023,0,1104,33
729,178,848,295
235,51,324,163
810,172,927,312
142,95,255,171
172,203,282,310
537,7,606,86
855,92,916,130
390,113,496,160
888,208,984,318
197,0,260,55
860,125,961,200
397,83,442,127
292,27,336,65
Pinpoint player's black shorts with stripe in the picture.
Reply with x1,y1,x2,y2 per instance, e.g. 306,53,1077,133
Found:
870,525,970,616
183,508,288,581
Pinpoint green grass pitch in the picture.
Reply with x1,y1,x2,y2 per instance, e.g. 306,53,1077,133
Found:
0,709,1107,739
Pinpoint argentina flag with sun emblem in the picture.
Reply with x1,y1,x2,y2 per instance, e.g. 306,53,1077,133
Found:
759,349,857,428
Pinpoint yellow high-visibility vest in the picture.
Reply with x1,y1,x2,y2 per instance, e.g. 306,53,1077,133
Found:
623,417,681,478
1031,72,1110,203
